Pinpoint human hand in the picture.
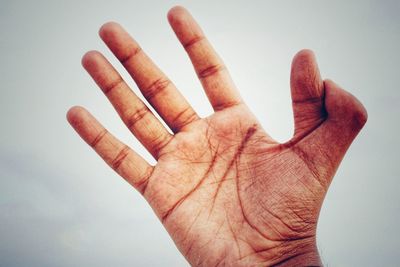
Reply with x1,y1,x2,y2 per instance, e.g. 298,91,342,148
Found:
67,6,367,266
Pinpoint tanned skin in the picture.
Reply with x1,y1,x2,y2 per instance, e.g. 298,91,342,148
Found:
67,6,367,266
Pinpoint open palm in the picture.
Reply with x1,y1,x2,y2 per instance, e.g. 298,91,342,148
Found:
67,6,367,266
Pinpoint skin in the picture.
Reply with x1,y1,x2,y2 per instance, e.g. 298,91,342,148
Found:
67,6,367,267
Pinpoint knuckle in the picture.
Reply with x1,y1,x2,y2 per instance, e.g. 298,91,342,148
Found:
135,166,154,195
183,35,205,49
337,92,368,129
126,105,149,129
171,106,198,132
120,46,142,65
103,78,124,95
198,64,225,79
325,80,368,130
151,133,172,158
143,78,171,101
111,145,131,170
90,129,108,147
347,96,368,128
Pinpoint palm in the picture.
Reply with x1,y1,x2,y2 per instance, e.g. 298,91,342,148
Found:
149,105,322,266
68,6,367,266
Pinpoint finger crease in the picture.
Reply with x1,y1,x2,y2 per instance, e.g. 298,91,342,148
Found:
183,35,205,49
126,105,149,129
152,134,172,158
120,46,142,65
292,96,323,105
135,166,154,195
90,129,108,147
171,106,198,132
143,78,171,101
198,64,225,79
214,100,242,111
111,145,131,170
103,78,124,95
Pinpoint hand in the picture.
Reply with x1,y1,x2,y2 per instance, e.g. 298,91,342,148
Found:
67,6,367,266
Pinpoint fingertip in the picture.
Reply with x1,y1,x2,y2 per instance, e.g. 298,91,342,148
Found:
292,49,318,69
66,106,87,125
167,5,203,46
167,5,191,26
294,49,315,59
99,21,122,39
290,49,323,101
168,5,187,20
81,50,103,69
291,50,318,79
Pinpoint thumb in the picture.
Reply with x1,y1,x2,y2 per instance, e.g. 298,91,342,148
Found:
292,79,367,186
324,79,368,133
290,49,326,138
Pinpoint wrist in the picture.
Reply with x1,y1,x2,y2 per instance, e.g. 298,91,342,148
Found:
269,237,322,266
272,251,322,266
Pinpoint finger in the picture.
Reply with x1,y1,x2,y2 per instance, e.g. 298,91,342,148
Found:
291,80,367,186
323,79,368,140
290,50,325,138
67,106,153,194
167,6,242,111
99,22,199,133
82,51,172,159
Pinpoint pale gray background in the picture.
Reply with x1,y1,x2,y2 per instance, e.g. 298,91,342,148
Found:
0,0,399,266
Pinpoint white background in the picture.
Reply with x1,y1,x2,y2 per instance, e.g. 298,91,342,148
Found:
0,0,399,266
